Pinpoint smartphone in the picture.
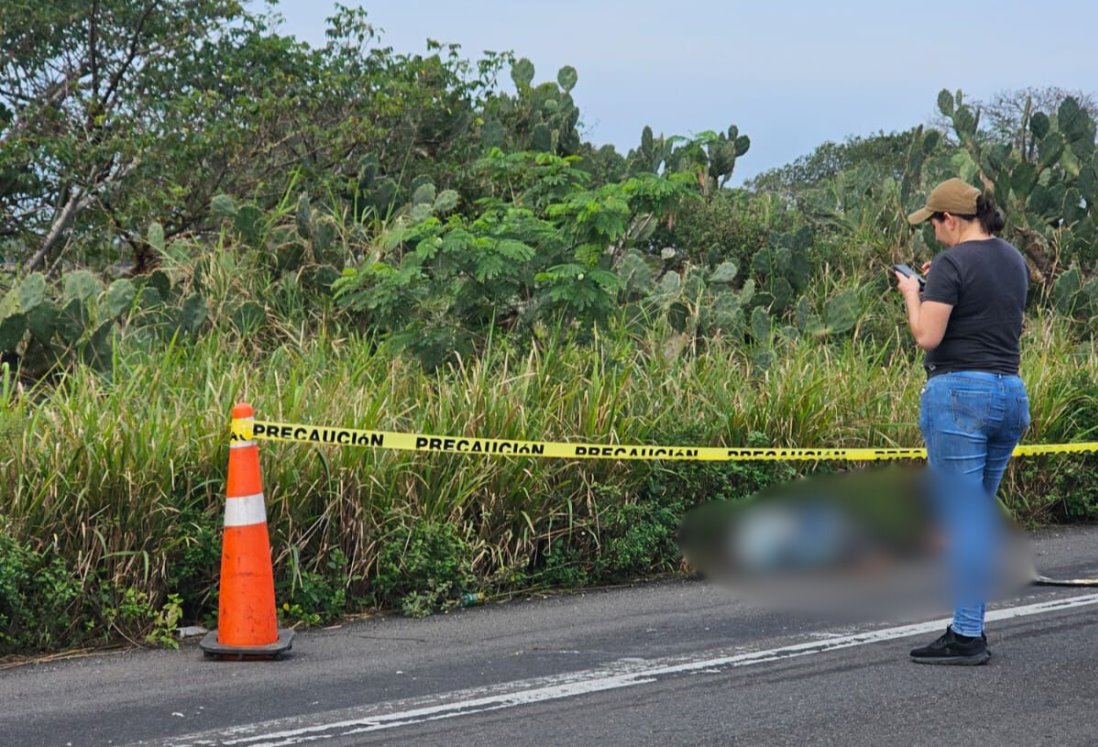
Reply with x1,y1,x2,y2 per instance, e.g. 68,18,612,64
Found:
892,263,926,290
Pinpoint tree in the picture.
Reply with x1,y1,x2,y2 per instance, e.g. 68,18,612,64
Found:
0,2,515,274
747,129,922,196
0,0,252,272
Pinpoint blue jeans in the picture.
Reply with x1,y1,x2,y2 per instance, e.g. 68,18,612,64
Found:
919,372,1030,637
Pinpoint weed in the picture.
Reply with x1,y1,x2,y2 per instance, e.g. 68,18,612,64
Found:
145,594,184,649
373,521,475,616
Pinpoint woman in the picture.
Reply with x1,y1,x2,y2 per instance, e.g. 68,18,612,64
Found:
896,177,1030,665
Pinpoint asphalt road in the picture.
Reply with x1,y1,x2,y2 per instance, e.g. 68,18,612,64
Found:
4,526,1098,747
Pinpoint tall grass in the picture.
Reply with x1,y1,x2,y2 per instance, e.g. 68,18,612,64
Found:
2,307,1096,647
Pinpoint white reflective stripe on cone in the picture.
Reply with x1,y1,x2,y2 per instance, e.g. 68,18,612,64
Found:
224,493,268,527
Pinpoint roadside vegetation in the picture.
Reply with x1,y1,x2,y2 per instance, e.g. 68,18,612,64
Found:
2,2,1097,655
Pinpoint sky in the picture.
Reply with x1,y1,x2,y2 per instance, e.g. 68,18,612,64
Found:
269,0,1098,184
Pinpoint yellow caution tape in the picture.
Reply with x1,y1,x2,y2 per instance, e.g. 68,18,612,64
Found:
231,418,1098,462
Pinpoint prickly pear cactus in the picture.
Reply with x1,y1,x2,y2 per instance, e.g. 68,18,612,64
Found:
935,89,1098,286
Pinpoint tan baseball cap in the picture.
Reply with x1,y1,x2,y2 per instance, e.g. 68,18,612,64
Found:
906,178,980,224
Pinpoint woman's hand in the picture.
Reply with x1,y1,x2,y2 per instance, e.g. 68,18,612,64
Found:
894,271,922,298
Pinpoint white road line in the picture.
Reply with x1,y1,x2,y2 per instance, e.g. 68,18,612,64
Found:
164,592,1098,747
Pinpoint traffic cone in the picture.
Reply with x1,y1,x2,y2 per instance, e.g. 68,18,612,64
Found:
200,403,294,659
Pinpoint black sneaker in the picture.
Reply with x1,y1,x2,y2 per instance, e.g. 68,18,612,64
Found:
910,626,990,665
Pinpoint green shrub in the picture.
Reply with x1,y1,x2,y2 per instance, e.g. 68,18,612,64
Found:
277,547,351,626
96,584,183,650
0,521,82,654
1007,455,1098,524
372,521,476,617
531,545,590,589
163,506,221,627
594,499,681,582
649,190,770,270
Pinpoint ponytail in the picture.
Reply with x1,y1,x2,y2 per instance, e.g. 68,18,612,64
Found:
975,194,1004,235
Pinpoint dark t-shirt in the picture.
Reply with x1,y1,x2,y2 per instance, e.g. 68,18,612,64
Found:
921,237,1028,377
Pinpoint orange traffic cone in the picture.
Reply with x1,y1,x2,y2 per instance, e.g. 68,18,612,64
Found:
200,403,294,659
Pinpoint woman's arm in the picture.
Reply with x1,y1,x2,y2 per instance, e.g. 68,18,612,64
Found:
895,272,952,350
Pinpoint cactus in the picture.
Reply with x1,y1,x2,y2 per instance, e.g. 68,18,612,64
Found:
1028,182,1064,221
433,190,460,214
531,123,552,153
56,298,88,344
20,338,58,377
231,301,266,334
937,90,954,117
25,301,57,345
1,273,96,378
1030,110,1051,140
557,66,578,93
704,288,745,336
511,58,535,90
1011,161,1038,197
795,296,825,337
823,290,861,336
138,286,163,309
1066,215,1098,266
750,227,812,315
750,306,772,342
312,215,339,263
147,222,165,256
936,89,1098,285
211,193,236,218
412,183,436,206
276,242,306,273
1086,277,1098,314
233,205,264,249
1053,266,1084,315
682,266,708,300
296,193,313,240
0,258,243,380
766,277,795,314
710,259,738,284
656,269,681,297
81,321,113,373
703,125,751,189
409,202,433,223
148,270,172,302
63,270,101,303
939,90,979,144
1038,132,1065,168
0,313,25,351
615,250,653,300
303,264,341,292
1079,156,1098,200
667,301,690,333
628,126,673,175
1060,97,1097,161
900,127,940,204
647,256,761,343
175,294,208,337
1064,186,1087,224
18,272,46,311
350,156,401,220
105,279,135,318
370,177,398,219
263,227,304,272
356,154,379,192
750,346,775,371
